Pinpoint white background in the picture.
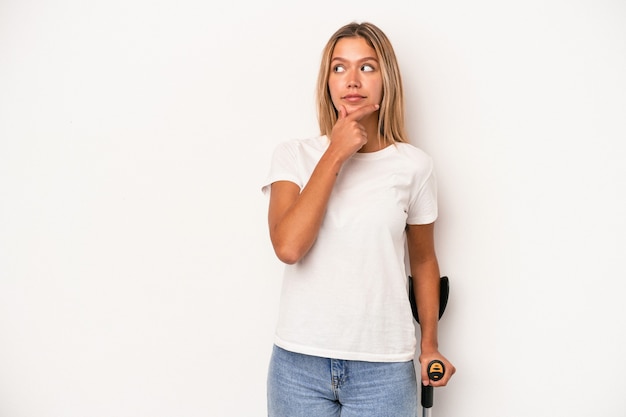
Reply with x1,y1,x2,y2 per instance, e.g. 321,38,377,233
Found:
1,1,625,416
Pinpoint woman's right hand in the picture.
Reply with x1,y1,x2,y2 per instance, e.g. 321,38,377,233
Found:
328,104,379,161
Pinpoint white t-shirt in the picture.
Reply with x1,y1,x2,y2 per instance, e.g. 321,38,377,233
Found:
262,135,437,362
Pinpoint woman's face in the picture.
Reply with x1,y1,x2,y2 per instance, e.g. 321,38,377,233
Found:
328,36,383,116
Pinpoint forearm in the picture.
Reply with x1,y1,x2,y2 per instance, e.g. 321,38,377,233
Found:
412,259,441,351
406,223,441,352
270,148,345,264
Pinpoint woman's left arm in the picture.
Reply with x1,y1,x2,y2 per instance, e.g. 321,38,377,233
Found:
406,222,456,387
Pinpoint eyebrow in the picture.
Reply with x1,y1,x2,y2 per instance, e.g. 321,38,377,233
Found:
331,56,379,63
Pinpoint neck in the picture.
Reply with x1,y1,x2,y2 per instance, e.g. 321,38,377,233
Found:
358,114,385,153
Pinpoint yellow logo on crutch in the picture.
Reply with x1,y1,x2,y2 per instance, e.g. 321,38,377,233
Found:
427,361,445,381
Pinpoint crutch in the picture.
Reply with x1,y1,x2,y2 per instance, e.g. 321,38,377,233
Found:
409,275,450,417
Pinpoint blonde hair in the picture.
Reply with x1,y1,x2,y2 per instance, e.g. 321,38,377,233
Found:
316,22,408,146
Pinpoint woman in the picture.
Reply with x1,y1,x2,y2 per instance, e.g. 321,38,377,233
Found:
262,21,455,417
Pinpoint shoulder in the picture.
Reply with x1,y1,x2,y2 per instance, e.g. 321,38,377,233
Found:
392,142,435,173
394,142,432,162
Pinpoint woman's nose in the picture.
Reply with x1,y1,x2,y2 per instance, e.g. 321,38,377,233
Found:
347,72,361,88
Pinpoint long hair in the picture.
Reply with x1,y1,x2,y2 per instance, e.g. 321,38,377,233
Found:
316,22,408,146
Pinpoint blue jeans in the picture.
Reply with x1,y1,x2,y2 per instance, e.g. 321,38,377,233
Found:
267,345,418,417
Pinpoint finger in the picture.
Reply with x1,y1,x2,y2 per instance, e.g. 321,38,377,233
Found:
432,363,455,387
421,364,430,386
346,103,380,121
337,105,348,120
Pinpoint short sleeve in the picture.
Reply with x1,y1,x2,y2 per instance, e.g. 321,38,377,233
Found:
261,140,303,195
406,156,438,225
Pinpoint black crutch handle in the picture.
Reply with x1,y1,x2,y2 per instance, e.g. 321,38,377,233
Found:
421,360,445,409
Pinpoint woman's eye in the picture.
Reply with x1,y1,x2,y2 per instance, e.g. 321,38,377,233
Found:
333,65,345,73
361,64,375,72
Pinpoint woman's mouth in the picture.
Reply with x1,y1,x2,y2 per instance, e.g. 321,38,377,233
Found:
343,94,366,103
